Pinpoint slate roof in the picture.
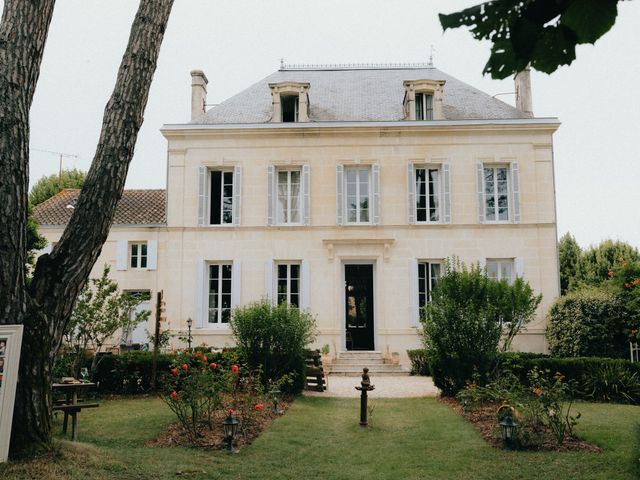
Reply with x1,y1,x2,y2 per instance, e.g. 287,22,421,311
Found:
34,189,166,226
195,66,528,124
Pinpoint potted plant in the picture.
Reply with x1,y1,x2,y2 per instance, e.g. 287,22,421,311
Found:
391,352,400,365
320,344,333,368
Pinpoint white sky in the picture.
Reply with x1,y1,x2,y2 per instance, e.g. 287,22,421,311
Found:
16,0,640,249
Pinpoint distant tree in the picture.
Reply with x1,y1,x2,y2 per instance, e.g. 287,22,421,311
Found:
581,240,640,286
440,0,623,79
558,232,582,295
26,204,47,271
28,168,86,206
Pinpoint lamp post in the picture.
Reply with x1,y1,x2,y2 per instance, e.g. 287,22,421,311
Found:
270,388,283,414
223,413,239,453
498,408,519,450
186,317,193,351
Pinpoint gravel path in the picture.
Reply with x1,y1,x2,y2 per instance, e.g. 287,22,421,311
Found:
305,375,439,398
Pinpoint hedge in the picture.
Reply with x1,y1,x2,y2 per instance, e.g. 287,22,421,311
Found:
407,349,430,376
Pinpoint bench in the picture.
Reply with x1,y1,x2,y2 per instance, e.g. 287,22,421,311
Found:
53,403,99,441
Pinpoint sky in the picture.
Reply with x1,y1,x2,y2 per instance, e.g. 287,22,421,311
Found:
17,0,640,249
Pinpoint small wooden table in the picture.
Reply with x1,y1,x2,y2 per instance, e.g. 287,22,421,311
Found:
52,382,99,441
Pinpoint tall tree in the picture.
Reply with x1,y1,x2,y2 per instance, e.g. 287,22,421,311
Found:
581,239,640,286
29,168,86,206
440,0,622,79
558,232,582,295
0,0,174,458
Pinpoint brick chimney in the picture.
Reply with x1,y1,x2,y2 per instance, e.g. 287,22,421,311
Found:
514,67,533,117
190,70,208,121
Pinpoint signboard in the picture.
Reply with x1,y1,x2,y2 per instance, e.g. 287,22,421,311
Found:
0,325,23,463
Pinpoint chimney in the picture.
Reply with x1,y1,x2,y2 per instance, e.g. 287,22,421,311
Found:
190,70,208,121
514,67,533,117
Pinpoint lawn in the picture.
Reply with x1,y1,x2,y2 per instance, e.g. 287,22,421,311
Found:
1,396,638,480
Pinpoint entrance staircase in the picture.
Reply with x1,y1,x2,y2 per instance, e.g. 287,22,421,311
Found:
328,351,408,376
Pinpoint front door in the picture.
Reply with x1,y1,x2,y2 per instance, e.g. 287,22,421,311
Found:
345,264,374,351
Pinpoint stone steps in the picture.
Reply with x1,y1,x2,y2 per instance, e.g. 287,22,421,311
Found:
328,351,408,377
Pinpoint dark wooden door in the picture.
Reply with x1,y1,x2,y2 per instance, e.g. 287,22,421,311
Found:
345,264,374,351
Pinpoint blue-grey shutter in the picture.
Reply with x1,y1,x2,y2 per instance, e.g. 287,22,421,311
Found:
476,163,485,223
336,164,344,225
116,240,128,270
407,163,415,224
231,260,241,308
302,164,310,225
372,164,380,224
233,165,242,226
410,258,420,327
478,257,487,273
196,259,205,327
515,257,524,278
510,162,521,224
198,165,207,226
442,163,451,224
264,260,274,303
301,260,310,310
267,166,275,226
146,240,157,270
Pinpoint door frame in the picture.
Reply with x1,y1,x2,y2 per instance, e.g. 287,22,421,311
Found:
341,259,377,351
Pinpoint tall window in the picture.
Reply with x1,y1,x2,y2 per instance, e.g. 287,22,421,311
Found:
345,167,370,223
282,95,299,122
418,262,442,312
277,263,300,307
415,166,441,222
210,170,233,225
130,242,147,269
208,264,232,324
277,169,301,224
483,166,509,222
415,92,433,120
486,259,513,284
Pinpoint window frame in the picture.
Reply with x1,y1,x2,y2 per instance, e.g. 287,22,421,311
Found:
207,263,233,326
129,242,148,270
414,164,443,223
415,92,434,121
208,169,234,226
275,262,301,308
276,168,302,225
344,166,372,225
486,258,515,284
482,164,511,223
281,94,299,123
417,260,442,315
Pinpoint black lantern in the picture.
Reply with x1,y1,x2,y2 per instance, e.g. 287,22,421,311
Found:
186,317,193,351
499,412,518,450
223,413,239,453
270,388,283,414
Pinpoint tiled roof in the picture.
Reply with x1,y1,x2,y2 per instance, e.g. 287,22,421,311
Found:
195,66,528,124
33,189,166,226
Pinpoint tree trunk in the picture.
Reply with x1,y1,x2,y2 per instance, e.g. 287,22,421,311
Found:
0,0,174,458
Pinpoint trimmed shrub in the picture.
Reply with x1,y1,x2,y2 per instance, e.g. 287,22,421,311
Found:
546,287,631,358
231,299,317,394
407,349,430,376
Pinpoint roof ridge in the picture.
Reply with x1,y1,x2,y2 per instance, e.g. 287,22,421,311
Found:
280,62,434,71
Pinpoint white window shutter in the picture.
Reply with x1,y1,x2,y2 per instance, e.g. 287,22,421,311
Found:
409,258,420,327
336,164,344,225
264,260,274,303
232,260,241,308
476,163,485,224
442,163,451,224
198,165,207,226
510,162,521,224
301,260,310,310
407,163,415,224
302,164,310,225
267,166,275,226
372,164,380,224
478,257,487,273
196,259,205,328
116,240,128,270
515,257,525,278
233,164,242,226
147,240,158,270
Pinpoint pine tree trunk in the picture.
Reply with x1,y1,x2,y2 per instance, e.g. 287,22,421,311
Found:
0,0,174,458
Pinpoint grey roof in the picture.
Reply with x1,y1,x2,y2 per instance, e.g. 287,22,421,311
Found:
194,66,528,124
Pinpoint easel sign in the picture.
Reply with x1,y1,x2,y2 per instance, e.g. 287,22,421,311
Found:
0,325,23,463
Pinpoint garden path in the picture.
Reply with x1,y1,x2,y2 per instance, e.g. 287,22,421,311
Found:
305,375,439,398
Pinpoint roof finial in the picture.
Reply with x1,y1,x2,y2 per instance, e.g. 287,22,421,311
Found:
428,44,435,68
280,57,285,70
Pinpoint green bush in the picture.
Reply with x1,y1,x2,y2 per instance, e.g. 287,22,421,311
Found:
231,299,317,394
546,287,631,358
407,349,430,376
582,363,640,404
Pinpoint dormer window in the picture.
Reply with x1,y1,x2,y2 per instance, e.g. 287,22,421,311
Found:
403,79,445,121
269,82,310,123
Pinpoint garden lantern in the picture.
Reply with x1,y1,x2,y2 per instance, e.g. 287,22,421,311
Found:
186,317,193,351
223,413,239,453
499,412,518,450
270,388,283,414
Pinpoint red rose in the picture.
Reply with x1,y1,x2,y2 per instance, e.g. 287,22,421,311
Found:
634,279,639,286
171,391,178,399
202,355,207,362
625,283,631,289
195,351,201,358
231,364,239,374
608,271,614,277
228,409,236,415
210,362,217,370
170,368,178,376
255,403,265,410
182,363,189,370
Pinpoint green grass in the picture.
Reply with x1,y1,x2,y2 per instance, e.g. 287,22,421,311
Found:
1,396,639,479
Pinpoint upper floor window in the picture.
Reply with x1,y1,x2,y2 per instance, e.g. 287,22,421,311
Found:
346,167,370,223
277,263,300,307
415,93,433,121
418,261,442,311
415,166,440,222
483,166,509,222
277,169,301,224
208,263,232,324
210,170,234,225
267,165,310,226
281,95,299,122
486,259,514,284
130,242,148,269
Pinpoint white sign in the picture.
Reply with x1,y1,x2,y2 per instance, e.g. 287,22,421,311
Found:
0,325,23,463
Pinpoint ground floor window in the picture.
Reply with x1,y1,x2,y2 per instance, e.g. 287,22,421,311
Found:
277,263,300,307
486,259,514,284
418,262,442,313
208,264,232,323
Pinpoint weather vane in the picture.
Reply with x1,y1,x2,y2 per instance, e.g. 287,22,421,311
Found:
428,44,435,67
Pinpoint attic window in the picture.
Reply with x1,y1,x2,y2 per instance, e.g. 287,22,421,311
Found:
415,93,433,121
403,79,446,121
281,95,299,122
